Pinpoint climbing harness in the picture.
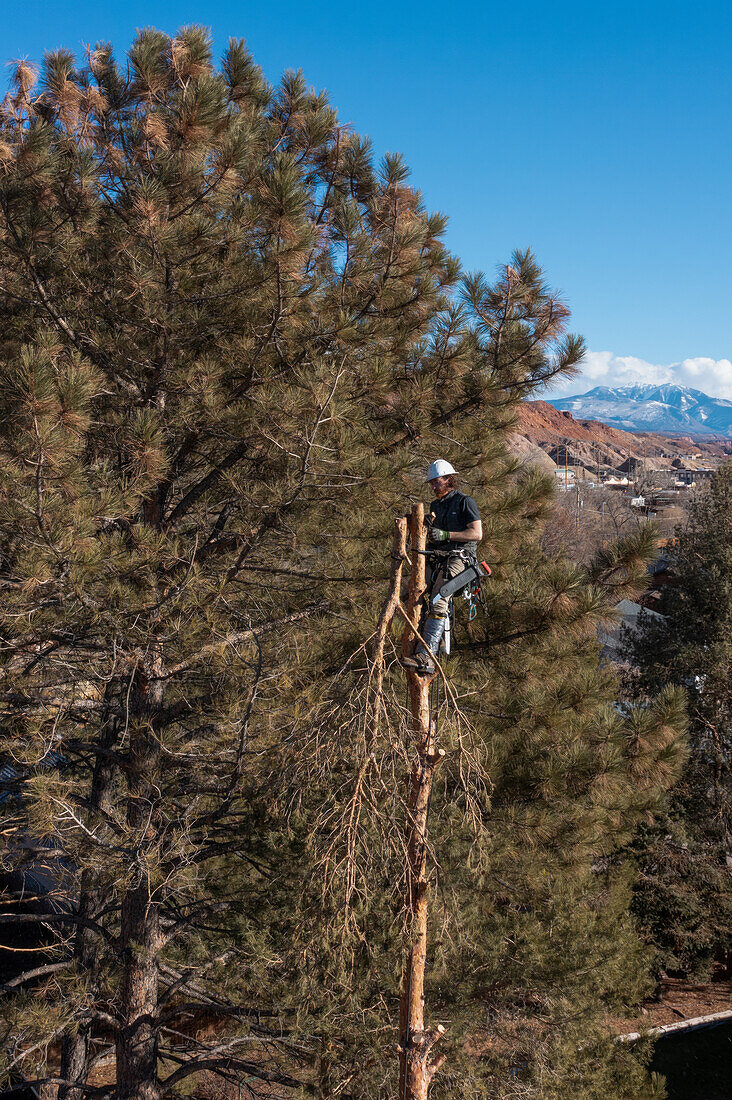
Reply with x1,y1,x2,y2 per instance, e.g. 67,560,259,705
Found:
432,556,491,609
414,547,492,636
398,548,492,676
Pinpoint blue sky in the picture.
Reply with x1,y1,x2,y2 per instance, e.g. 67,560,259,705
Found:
4,1,732,397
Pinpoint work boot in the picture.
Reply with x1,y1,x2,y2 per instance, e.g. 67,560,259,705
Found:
401,651,436,674
401,615,445,675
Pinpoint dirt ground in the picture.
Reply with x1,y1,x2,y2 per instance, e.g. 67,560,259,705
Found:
609,977,732,1035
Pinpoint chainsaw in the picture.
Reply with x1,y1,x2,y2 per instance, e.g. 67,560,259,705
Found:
432,558,491,606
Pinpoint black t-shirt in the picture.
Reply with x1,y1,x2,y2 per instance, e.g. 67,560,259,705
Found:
427,490,481,554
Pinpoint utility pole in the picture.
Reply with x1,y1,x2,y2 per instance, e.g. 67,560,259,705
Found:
642,438,647,490
575,482,580,530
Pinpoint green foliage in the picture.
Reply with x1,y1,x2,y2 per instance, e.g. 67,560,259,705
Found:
0,25,685,1100
257,532,686,1096
623,463,732,978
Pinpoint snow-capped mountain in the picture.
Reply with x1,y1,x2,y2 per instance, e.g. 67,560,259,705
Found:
547,384,732,437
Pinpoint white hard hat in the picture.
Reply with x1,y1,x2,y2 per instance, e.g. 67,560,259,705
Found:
426,459,456,481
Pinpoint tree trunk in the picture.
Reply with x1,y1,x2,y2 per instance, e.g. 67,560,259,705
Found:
116,655,164,1100
58,1026,90,1100
59,686,123,1100
398,504,446,1100
116,885,161,1100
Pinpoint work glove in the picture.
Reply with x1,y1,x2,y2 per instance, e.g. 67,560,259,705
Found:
426,515,449,541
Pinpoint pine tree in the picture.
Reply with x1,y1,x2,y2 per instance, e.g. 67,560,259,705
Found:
280,498,686,1098
623,463,732,978
0,29,465,1099
0,27,686,1100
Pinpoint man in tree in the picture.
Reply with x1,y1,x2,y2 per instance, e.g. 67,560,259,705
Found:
403,459,483,673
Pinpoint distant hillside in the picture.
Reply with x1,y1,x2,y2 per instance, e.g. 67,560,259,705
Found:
519,401,653,449
510,401,730,476
547,384,732,437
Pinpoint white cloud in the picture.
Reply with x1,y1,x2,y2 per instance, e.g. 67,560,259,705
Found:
547,351,732,400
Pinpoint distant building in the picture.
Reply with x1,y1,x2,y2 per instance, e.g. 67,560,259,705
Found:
671,467,695,485
648,489,685,508
672,466,715,486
